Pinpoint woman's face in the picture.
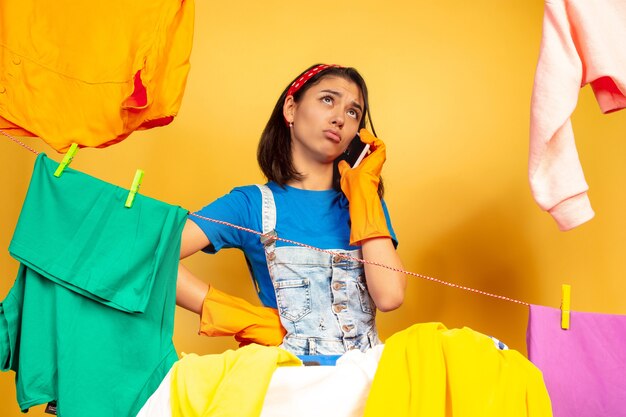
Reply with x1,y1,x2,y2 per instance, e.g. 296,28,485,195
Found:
285,76,364,164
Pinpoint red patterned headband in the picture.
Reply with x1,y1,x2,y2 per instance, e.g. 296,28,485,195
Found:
286,64,342,98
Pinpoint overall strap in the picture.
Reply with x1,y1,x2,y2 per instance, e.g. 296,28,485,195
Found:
255,184,277,252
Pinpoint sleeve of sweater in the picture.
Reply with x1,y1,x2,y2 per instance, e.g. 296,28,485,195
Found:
528,0,595,231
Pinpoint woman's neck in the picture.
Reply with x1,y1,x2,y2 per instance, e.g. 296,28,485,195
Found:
286,176,333,190
286,161,334,190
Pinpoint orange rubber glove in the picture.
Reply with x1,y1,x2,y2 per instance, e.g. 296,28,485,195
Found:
199,286,286,347
338,128,391,246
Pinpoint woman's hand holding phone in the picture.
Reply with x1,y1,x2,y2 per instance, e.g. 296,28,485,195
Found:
337,129,391,245
339,134,371,168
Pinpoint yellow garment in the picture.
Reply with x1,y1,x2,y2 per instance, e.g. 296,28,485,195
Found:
0,0,194,152
170,345,301,417
199,286,286,347
364,323,553,417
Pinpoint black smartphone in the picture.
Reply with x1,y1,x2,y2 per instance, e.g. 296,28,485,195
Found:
337,134,370,168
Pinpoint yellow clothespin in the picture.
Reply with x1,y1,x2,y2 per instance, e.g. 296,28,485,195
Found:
561,284,571,330
54,143,79,177
125,169,144,208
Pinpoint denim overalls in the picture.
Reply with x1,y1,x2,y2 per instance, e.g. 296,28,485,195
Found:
256,185,381,355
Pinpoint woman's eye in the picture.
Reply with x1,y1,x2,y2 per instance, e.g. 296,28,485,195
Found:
322,96,333,104
347,109,359,119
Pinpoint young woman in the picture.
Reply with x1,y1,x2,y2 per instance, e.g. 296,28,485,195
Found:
176,64,406,355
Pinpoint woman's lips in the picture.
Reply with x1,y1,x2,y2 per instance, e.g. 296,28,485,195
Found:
324,130,341,143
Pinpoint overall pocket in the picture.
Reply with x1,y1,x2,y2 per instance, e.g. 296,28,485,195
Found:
356,276,376,315
274,278,312,322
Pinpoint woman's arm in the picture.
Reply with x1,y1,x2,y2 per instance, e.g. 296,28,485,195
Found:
361,237,406,312
337,129,406,311
176,219,211,314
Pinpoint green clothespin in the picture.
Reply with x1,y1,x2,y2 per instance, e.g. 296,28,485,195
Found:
54,143,79,177
125,169,144,208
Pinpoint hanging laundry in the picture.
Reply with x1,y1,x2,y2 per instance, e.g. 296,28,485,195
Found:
0,0,194,153
364,322,552,417
529,0,626,230
528,304,626,417
0,153,188,416
136,369,175,417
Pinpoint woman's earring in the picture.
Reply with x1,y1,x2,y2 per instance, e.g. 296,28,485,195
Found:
289,122,293,128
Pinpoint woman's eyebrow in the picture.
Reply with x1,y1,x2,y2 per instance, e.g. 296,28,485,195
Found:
320,89,363,112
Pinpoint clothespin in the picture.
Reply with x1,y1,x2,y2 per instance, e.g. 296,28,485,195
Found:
53,143,79,177
561,284,571,330
125,169,144,208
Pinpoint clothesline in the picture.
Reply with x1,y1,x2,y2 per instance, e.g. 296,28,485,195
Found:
2,130,530,307
190,213,529,306
1,129,41,155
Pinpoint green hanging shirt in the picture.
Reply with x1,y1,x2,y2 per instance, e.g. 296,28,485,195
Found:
1,153,187,417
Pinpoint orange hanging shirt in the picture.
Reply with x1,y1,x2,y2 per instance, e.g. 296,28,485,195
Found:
0,0,194,152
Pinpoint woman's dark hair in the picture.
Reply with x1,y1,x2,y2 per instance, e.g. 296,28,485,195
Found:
257,64,384,198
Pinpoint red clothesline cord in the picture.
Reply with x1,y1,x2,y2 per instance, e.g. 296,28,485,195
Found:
1,129,40,155
2,128,530,307
190,216,529,307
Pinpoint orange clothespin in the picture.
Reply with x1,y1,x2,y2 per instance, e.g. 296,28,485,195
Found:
125,169,144,208
561,284,571,330
53,143,79,177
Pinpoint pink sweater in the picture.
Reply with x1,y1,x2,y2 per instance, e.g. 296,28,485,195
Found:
529,0,626,230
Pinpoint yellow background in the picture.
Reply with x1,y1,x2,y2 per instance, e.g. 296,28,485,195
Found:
2,1,625,415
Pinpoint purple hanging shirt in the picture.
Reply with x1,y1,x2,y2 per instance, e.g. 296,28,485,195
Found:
527,304,626,417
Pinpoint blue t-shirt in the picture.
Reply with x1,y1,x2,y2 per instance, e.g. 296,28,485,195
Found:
189,182,397,309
